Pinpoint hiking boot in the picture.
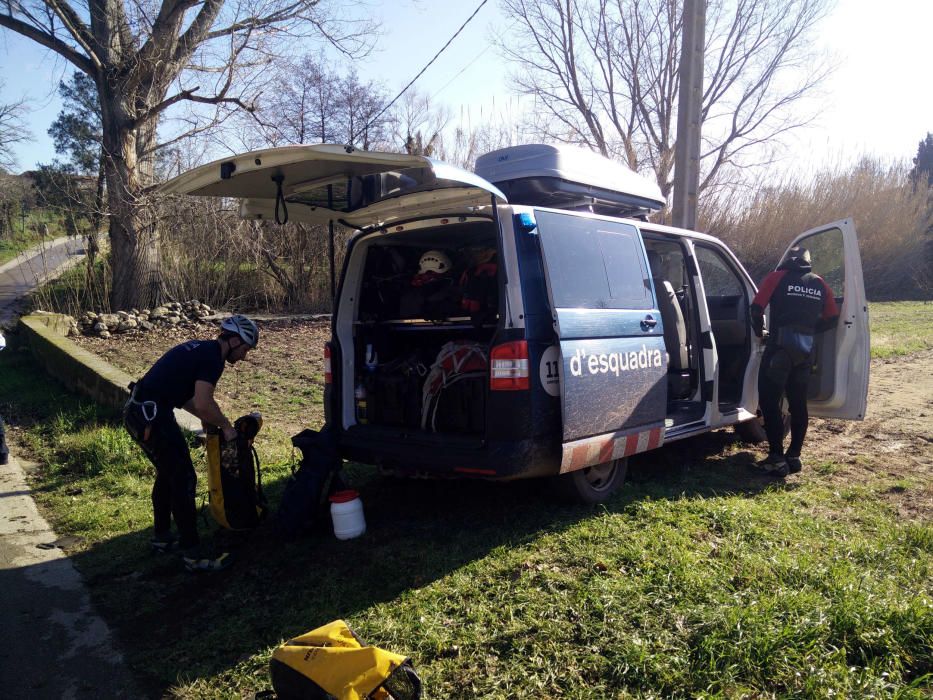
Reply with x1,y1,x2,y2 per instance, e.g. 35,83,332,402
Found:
756,453,789,477
181,545,233,573
150,532,177,553
785,454,803,474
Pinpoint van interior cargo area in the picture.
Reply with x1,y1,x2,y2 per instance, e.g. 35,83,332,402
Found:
347,221,500,436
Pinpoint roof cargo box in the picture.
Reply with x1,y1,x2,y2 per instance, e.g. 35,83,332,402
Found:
474,144,665,218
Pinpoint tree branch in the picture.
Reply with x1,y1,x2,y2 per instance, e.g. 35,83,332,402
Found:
0,11,96,74
171,0,224,65
44,0,103,69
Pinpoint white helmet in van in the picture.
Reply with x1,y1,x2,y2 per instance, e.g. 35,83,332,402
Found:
418,250,452,275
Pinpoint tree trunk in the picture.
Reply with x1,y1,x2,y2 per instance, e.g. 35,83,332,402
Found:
93,154,105,235
101,92,162,311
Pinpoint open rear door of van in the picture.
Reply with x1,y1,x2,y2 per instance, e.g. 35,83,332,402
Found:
781,219,870,419
532,210,668,473
159,144,505,228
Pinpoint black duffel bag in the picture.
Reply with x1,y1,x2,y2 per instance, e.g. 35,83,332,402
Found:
274,427,343,539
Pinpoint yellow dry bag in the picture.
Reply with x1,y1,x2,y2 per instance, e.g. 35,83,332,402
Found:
269,620,421,700
206,413,267,530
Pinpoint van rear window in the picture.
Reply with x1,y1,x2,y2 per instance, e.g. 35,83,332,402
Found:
535,211,651,309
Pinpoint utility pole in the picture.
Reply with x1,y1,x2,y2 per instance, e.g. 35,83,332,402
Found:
672,0,706,230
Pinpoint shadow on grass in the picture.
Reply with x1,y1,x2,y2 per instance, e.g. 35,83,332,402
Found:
59,427,795,696
3,345,794,695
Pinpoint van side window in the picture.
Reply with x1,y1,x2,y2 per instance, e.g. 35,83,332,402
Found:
536,211,651,309
694,246,743,296
796,227,845,297
694,244,750,405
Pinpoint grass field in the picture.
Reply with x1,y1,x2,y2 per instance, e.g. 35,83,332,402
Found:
868,301,933,358
0,302,930,698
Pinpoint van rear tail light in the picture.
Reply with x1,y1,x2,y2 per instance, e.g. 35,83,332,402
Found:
324,343,333,384
490,340,530,391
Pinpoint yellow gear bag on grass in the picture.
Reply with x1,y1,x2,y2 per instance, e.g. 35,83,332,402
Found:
269,620,422,700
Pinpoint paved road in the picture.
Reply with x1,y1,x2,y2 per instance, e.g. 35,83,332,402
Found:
0,238,142,697
0,237,86,327
0,455,139,697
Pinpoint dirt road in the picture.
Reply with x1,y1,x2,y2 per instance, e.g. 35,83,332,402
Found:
803,348,933,518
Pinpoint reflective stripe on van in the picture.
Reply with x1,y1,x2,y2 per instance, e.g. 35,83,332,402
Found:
559,423,665,474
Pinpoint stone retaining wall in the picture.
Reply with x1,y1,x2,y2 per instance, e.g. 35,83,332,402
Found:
18,312,200,430
19,312,134,410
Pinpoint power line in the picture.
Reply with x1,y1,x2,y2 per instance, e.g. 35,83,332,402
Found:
350,0,491,145
430,46,488,102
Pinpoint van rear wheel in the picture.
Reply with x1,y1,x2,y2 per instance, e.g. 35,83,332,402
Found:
555,458,628,504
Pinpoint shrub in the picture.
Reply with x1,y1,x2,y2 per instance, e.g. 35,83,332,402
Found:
701,157,931,300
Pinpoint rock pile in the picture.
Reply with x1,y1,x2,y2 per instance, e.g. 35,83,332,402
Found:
76,300,215,338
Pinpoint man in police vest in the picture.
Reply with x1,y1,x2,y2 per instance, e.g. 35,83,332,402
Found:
124,315,259,571
750,246,839,477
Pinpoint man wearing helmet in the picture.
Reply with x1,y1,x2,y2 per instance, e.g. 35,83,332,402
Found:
123,314,259,572
750,246,839,477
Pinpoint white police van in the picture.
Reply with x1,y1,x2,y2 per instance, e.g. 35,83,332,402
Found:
163,143,869,502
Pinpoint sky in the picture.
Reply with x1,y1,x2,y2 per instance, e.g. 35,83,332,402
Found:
0,0,930,174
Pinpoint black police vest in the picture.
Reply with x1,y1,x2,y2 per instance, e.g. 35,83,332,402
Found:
769,271,827,334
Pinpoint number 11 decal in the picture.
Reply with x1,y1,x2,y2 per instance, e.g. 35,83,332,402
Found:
539,345,561,397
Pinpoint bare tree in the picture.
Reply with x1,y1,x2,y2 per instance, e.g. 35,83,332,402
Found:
0,0,372,309
336,68,390,151
497,0,833,199
253,54,343,148
0,172,24,237
388,90,450,157
0,84,32,172
235,54,390,307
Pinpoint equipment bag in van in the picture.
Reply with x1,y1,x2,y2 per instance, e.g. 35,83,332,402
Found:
206,413,267,530
421,341,488,432
269,619,422,700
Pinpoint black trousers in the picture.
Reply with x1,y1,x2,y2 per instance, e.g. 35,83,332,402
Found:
758,346,811,458
124,405,199,549
0,415,8,464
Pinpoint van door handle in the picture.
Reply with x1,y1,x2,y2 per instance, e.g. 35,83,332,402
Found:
641,315,658,330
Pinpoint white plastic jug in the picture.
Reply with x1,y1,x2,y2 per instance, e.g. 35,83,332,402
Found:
329,490,366,540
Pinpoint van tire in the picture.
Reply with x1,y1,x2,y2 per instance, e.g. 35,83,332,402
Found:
735,418,767,444
555,458,628,504
734,413,791,445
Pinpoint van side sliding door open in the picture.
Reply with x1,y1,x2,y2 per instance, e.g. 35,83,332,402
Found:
533,210,668,473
